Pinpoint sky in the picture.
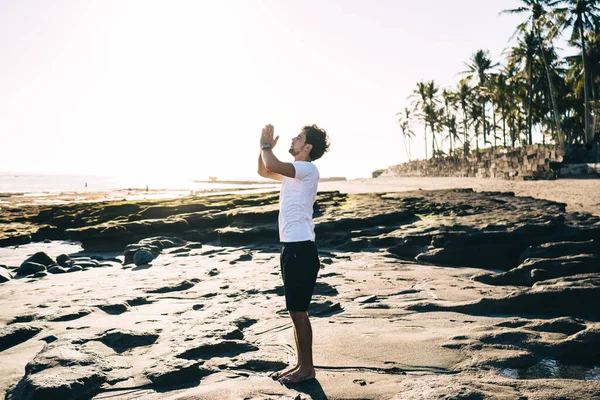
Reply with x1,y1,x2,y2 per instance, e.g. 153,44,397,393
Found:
0,0,529,181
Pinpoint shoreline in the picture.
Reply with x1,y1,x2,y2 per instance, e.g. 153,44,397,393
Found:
4,175,598,217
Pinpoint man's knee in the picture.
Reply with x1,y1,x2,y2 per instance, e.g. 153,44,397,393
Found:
289,310,308,321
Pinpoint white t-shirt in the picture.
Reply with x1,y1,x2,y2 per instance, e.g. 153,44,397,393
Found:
278,161,319,243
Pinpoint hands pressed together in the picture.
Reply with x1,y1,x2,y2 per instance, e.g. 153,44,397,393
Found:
261,124,279,150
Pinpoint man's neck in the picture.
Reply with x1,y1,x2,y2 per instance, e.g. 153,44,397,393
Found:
294,155,311,162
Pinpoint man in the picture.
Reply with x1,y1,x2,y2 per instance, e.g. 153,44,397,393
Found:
258,123,330,384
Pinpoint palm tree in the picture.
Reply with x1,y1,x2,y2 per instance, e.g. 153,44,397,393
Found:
424,102,444,157
468,100,483,152
425,81,441,156
396,107,416,161
411,81,430,159
463,50,498,147
564,29,600,142
553,0,600,143
502,0,565,145
442,89,457,154
456,79,472,155
508,31,539,144
492,68,511,147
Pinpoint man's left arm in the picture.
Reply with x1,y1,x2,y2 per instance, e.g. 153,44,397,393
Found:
260,124,296,178
261,149,295,178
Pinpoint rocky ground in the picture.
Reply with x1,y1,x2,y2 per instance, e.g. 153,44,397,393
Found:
1,188,600,399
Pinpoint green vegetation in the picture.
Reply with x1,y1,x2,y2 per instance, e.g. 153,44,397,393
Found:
398,0,600,158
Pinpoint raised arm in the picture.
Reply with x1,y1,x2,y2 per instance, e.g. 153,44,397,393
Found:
258,151,284,181
260,124,295,178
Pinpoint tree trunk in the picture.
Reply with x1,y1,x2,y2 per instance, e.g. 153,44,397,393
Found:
537,29,564,146
502,103,507,148
492,101,497,149
463,110,468,156
579,17,593,144
527,58,533,145
424,124,428,159
482,98,487,147
431,123,436,157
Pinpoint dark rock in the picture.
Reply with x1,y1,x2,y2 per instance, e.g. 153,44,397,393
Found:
47,266,68,274
40,335,58,344
262,285,284,296
97,303,129,315
0,324,42,351
67,266,83,273
176,340,259,360
192,304,204,311
8,314,38,324
233,317,258,330
126,297,154,306
32,271,48,278
6,367,106,400
21,252,55,267
0,234,31,247
222,329,244,340
217,225,278,246
519,240,600,264
100,203,142,221
133,249,154,266
71,260,99,269
337,237,372,251
124,244,160,265
313,281,338,296
530,268,551,283
93,329,159,351
236,252,253,261
232,359,287,372
127,213,143,222
185,242,203,249
528,317,586,336
169,247,191,254
354,295,378,304
309,300,343,317
144,358,213,388
316,210,415,234
0,265,12,283
387,243,426,259
473,254,600,286
409,274,600,318
55,254,72,268
207,268,219,277
32,226,63,241
46,309,92,322
17,262,46,276
146,280,196,293
416,244,524,270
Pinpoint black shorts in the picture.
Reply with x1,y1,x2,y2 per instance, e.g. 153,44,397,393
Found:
280,240,320,312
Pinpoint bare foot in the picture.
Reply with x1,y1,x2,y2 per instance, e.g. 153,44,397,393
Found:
271,365,299,380
279,368,315,384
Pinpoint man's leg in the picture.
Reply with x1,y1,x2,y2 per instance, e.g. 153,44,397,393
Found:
279,311,316,383
274,323,301,380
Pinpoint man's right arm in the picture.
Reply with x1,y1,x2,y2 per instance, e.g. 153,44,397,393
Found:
258,152,284,182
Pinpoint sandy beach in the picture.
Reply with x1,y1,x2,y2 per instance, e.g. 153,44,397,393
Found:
320,176,600,217
1,176,600,399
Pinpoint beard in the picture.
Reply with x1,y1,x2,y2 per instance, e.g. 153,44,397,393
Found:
289,145,299,156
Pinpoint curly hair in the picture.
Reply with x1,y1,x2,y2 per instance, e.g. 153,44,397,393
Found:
303,124,330,161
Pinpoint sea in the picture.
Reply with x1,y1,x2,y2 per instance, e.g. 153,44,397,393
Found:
0,172,274,195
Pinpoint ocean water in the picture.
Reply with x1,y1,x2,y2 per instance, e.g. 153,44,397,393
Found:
0,172,274,194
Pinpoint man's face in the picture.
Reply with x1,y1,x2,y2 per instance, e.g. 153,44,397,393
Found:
289,131,307,156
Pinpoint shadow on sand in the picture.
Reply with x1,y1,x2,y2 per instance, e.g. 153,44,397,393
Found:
283,378,328,399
